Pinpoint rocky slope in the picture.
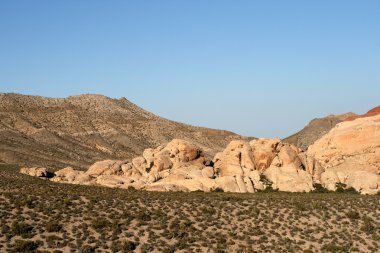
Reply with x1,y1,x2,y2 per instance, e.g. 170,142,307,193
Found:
0,93,246,169
283,112,356,150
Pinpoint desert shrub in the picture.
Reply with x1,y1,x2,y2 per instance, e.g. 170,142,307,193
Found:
213,187,224,193
141,244,153,253
11,240,40,252
335,183,347,193
249,207,260,216
312,184,330,193
24,198,36,209
200,206,216,216
344,187,359,194
127,186,136,191
321,243,350,252
361,217,375,234
11,222,33,238
162,246,176,253
335,183,359,194
294,202,307,212
346,211,360,220
91,218,109,231
46,221,63,233
136,210,151,222
80,245,95,253
1,224,10,235
257,175,278,192
122,241,137,252
259,174,271,186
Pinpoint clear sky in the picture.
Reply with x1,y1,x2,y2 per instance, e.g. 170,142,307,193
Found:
1,1,379,138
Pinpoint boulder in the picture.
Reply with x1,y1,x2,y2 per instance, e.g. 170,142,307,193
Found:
20,167,48,178
95,175,135,188
264,166,314,192
213,140,255,177
165,139,202,163
86,160,125,176
202,166,215,178
52,167,90,184
152,150,172,172
250,138,280,171
215,176,240,192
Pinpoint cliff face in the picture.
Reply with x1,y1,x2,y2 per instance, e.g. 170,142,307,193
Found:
0,93,245,169
307,113,380,194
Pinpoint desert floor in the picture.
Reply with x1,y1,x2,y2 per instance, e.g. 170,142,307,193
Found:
0,164,379,253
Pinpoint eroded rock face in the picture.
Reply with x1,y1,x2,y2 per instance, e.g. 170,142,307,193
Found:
307,114,380,194
250,138,280,171
213,140,255,177
264,166,314,192
212,139,315,192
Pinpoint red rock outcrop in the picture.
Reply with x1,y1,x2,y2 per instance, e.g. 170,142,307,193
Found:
344,106,380,121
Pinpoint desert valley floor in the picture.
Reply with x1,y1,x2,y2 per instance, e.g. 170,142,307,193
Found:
0,164,379,253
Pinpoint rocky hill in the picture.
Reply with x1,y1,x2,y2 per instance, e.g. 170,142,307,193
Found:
283,112,356,150
0,93,246,169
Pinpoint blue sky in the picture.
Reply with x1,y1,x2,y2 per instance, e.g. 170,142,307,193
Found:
0,1,379,138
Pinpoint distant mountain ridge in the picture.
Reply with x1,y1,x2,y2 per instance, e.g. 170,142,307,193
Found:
0,93,246,169
283,112,356,150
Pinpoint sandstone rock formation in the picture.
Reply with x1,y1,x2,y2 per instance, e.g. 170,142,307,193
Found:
19,106,380,195
0,93,247,169
213,139,317,193
23,138,319,193
20,167,49,178
37,139,216,192
307,114,380,194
